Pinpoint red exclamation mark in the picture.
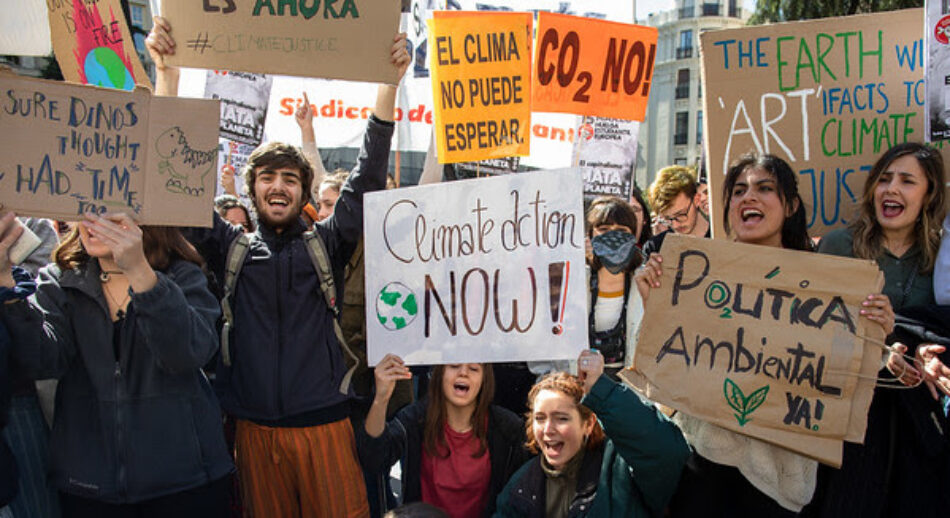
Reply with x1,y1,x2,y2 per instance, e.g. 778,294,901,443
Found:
548,261,570,335
641,43,657,97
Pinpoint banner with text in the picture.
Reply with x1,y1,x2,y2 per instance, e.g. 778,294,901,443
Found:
701,9,948,239
428,11,532,163
364,169,587,365
0,73,219,226
162,0,401,84
533,13,657,121
925,0,950,141
204,70,272,147
48,0,151,90
572,116,639,199
623,234,884,466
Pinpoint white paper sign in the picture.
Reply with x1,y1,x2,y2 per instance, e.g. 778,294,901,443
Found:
365,170,588,365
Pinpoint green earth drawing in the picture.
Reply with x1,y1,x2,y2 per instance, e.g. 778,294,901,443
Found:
376,282,418,331
84,47,135,91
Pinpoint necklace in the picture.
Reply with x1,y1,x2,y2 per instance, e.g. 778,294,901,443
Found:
99,270,124,282
101,280,131,320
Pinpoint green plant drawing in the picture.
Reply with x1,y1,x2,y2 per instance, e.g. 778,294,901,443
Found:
723,378,769,427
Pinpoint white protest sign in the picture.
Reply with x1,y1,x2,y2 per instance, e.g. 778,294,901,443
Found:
365,170,587,365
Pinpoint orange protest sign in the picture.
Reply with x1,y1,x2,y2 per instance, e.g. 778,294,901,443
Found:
532,12,658,121
428,11,532,164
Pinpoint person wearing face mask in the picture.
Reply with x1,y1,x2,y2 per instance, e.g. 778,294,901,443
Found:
807,142,949,517
585,197,645,379
494,349,689,517
359,356,529,517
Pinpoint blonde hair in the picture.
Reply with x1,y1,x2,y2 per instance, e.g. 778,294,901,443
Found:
649,166,698,214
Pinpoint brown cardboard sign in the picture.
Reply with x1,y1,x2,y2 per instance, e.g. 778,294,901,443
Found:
700,9,950,239
162,0,401,84
624,234,885,466
0,72,219,227
48,0,151,90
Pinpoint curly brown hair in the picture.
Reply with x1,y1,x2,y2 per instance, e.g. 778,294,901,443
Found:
523,372,605,455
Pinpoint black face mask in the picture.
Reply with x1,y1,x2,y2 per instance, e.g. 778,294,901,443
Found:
591,230,640,274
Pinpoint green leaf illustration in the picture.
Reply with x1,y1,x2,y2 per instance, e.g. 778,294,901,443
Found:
723,378,745,413
723,378,770,427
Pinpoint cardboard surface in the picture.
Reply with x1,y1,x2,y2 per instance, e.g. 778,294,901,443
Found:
701,8,950,239
364,169,587,365
162,0,401,84
625,234,884,465
532,12,657,121
0,72,218,226
429,11,532,163
48,0,151,90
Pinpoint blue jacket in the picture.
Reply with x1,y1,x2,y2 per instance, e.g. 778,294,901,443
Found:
494,376,690,518
1,260,233,504
185,115,393,424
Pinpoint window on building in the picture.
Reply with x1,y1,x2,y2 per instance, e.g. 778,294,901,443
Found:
703,2,721,16
696,111,704,145
674,112,689,145
679,0,694,18
674,158,688,165
677,30,694,59
130,5,145,27
729,0,740,17
676,69,690,99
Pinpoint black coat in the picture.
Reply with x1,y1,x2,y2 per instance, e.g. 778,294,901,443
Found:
0,318,17,507
358,400,530,516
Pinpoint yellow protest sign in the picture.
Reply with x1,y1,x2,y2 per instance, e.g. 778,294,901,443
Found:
428,11,532,164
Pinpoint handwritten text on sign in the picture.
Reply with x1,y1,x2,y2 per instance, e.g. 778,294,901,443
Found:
630,235,883,465
364,170,587,365
428,11,532,163
701,9,950,239
532,12,657,121
0,73,219,226
162,0,400,84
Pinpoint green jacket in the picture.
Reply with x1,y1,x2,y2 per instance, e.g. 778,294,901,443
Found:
494,375,689,518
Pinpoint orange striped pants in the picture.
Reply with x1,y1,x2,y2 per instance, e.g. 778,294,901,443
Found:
235,418,369,518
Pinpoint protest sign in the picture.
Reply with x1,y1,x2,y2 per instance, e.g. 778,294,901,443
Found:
455,157,520,177
925,0,950,141
161,0,401,85
428,11,532,163
623,234,884,466
532,13,657,121
0,72,219,226
701,9,950,239
47,0,151,90
0,0,52,56
364,169,587,365
572,116,639,199
204,70,273,147
215,138,254,206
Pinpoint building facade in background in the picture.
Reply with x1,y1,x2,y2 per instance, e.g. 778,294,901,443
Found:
636,0,748,190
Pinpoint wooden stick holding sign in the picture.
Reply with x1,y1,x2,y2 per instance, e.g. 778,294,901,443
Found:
622,234,884,466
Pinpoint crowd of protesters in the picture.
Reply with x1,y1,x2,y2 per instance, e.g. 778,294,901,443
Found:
0,14,949,518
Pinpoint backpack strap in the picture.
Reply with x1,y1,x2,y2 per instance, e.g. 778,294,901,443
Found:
220,233,251,367
303,231,360,395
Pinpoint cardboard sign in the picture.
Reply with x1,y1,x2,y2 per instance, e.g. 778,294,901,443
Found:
623,234,885,466
0,72,219,226
572,116,639,199
532,12,657,121
364,169,587,365
204,70,273,147
428,11,532,163
701,9,950,239
161,0,401,84
48,0,151,90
